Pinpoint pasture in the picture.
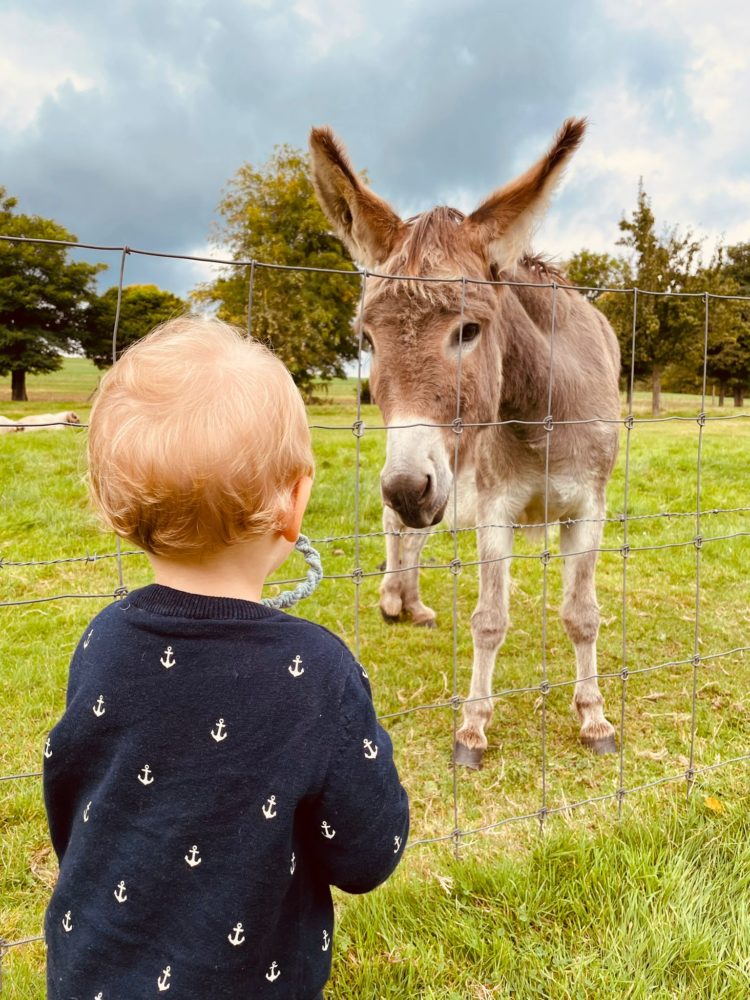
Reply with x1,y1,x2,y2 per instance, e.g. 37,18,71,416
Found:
1,363,749,997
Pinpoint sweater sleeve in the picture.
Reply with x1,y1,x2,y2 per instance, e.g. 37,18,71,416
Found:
307,657,409,894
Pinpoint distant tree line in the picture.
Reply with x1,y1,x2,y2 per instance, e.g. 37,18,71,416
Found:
567,182,750,415
2,162,749,412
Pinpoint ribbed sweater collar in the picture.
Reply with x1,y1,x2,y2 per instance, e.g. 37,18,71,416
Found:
128,584,281,621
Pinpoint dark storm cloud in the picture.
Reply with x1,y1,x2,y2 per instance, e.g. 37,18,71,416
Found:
0,0,692,293
306,2,679,207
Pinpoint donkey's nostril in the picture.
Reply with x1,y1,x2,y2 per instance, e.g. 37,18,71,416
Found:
381,471,441,528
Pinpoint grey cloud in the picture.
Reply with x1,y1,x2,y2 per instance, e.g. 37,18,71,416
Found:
1,0,697,294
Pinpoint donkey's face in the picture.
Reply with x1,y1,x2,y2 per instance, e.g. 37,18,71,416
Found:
360,228,503,526
310,119,586,528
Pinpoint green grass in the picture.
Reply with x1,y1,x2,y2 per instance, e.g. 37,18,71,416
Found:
330,800,750,998
1,363,749,997
0,356,102,408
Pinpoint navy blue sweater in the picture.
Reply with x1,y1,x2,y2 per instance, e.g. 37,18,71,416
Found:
44,585,409,999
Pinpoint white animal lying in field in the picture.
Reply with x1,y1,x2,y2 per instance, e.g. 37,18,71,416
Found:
0,415,24,433
8,411,81,431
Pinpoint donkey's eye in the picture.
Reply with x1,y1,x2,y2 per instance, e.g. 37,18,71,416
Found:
452,322,481,347
360,330,374,352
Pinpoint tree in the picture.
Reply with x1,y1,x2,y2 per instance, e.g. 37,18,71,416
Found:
725,242,750,293
81,284,187,368
609,182,703,416
194,145,360,393
705,323,750,406
565,249,622,303
0,188,103,400
566,248,647,406
702,244,750,406
655,246,745,402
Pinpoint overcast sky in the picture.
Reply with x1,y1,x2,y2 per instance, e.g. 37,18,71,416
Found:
2,0,749,297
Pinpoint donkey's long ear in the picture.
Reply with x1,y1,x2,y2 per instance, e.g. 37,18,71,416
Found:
466,118,586,272
309,126,404,268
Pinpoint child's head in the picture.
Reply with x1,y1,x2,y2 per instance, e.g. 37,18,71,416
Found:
87,316,314,558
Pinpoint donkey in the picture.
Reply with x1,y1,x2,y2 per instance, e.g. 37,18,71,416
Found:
310,119,621,767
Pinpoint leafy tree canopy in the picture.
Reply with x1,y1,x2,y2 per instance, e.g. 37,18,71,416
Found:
564,250,623,303
193,145,360,393
725,242,750,294
81,283,187,369
699,245,750,403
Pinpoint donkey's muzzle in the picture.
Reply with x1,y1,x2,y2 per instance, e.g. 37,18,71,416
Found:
381,473,447,529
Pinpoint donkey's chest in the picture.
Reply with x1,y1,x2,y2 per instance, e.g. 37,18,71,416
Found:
518,472,596,523
488,423,614,492
443,464,480,530
473,427,611,522
443,463,595,530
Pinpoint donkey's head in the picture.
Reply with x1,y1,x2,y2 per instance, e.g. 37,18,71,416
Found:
310,119,585,528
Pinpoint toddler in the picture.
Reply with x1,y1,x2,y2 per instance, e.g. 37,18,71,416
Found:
43,317,409,999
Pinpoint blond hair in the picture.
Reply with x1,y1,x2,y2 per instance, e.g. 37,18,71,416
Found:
87,317,314,557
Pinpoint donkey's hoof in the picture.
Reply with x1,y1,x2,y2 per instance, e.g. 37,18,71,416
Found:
453,742,484,770
414,617,437,629
581,733,617,755
380,609,401,624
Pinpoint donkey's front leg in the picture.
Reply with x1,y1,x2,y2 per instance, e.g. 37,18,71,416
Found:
560,501,616,754
455,520,513,769
379,505,436,627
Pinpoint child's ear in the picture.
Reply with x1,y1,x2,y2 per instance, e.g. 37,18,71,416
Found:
280,476,313,543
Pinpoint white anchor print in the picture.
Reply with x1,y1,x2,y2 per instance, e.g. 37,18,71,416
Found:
290,852,296,875
93,695,106,718
184,845,202,868
262,795,277,820
288,655,304,678
157,966,171,992
361,665,369,679
321,820,336,840
211,718,227,742
322,929,330,952
228,923,245,946
265,962,280,983
393,835,402,854
94,993,103,999
363,738,379,759
44,738,52,759
114,880,127,903
83,629,93,649
62,911,73,932
160,646,175,669
138,764,154,786
83,801,91,823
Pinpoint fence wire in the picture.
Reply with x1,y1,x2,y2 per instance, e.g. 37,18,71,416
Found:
1,234,749,972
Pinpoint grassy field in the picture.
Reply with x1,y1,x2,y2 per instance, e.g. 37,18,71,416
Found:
0,357,102,406
0,357,358,408
1,362,749,997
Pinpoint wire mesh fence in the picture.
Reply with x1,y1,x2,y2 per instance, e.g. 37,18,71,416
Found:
1,233,749,976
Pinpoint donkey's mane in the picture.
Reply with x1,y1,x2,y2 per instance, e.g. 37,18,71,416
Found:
399,206,466,277
516,253,566,283
376,204,567,301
